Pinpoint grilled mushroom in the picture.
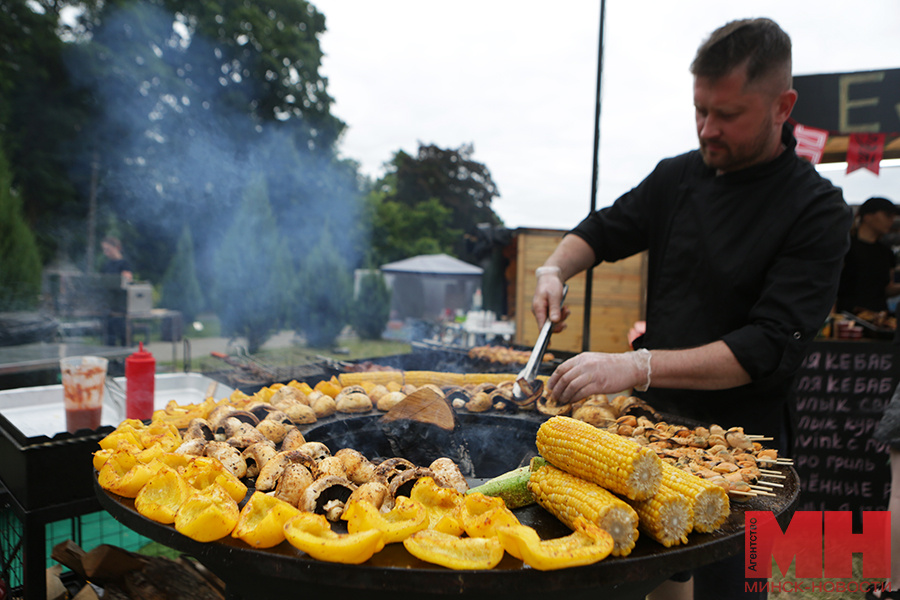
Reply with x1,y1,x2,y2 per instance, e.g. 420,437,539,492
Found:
297,441,331,463
257,450,318,491
311,394,337,418
347,480,393,512
316,455,348,479
274,463,316,507
204,441,248,479
374,457,416,486
173,438,207,456
335,448,377,485
388,467,437,499
241,441,278,478
183,418,215,441
300,476,357,521
429,457,468,493
281,428,307,451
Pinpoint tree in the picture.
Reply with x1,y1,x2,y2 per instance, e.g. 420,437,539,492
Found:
291,229,354,349
0,141,42,310
371,143,503,263
159,224,205,323
367,194,458,265
351,270,391,340
211,176,292,353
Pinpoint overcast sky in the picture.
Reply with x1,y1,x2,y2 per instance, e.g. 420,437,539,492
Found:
311,1,900,230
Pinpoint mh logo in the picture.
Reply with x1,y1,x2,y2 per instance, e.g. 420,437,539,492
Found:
745,511,890,578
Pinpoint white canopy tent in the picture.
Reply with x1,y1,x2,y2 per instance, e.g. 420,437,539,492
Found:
380,254,483,321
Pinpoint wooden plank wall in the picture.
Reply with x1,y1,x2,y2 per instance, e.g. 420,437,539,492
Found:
512,228,647,355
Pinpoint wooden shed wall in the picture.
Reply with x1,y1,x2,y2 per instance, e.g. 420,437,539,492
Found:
511,228,646,354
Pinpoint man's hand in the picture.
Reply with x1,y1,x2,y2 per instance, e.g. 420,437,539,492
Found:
532,269,570,333
547,352,642,405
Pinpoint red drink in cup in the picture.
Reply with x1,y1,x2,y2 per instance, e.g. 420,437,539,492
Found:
60,356,108,434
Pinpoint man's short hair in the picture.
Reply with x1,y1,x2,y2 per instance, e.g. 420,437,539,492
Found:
690,18,792,92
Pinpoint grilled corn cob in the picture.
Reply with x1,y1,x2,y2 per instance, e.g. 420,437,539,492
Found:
528,462,639,557
536,416,662,501
626,485,693,548
462,373,517,386
337,372,404,388
403,371,466,388
661,462,730,533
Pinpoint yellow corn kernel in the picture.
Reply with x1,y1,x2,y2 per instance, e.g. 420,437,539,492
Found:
661,462,730,533
626,484,693,548
462,373,516,386
527,463,639,557
536,416,662,501
338,372,404,388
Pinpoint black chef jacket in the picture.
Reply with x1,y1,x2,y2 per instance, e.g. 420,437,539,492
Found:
569,124,851,448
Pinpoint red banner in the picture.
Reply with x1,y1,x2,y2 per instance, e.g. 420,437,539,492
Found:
794,123,829,165
846,133,886,175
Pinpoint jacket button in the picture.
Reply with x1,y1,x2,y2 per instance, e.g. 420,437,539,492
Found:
793,331,802,339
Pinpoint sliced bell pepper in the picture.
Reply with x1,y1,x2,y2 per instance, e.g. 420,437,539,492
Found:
97,450,163,498
134,464,193,524
232,491,302,548
343,496,428,544
174,483,240,542
409,477,465,536
180,456,248,503
402,529,504,570
98,425,145,451
283,512,385,564
495,516,614,571
138,421,182,451
461,492,521,538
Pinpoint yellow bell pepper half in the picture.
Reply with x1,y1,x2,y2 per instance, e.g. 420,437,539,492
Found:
409,477,465,536
98,426,144,451
174,483,240,542
402,529,504,570
283,512,385,564
179,456,248,503
343,496,428,544
134,465,193,524
232,491,302,549
495,517,614,571
97,450,163,498
461,493,521,538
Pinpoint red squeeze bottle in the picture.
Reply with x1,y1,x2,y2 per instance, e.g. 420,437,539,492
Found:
126,342,155,420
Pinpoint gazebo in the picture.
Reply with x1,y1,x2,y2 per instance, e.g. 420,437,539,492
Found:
380,254,483,321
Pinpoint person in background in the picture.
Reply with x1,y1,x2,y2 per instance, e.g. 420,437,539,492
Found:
100,236,133,284
835,196,900,314
531,18,851,600
100,236,133,345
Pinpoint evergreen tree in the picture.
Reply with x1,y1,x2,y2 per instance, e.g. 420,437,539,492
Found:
351,270,392,340
0,142,42,310
292,229,353,348
159,224,205,323
211,176,292,353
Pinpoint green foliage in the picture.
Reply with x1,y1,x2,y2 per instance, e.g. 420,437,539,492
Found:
351,270,392,340
211,176,292,353
159,224,205,322
368,193,459,265
0,142,42,310
291,230,354,348
368,143,502,265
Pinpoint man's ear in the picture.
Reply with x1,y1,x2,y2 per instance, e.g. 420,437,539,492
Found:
775,88,798,125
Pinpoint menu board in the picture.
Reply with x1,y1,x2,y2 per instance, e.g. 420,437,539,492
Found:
790,340,899,518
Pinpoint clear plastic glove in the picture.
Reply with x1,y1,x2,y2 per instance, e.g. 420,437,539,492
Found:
532,269,570,333
547,352,643,405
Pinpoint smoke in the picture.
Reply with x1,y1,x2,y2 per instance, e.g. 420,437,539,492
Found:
58,2,367,309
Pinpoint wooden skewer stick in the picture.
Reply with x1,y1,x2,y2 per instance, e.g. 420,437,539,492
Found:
774,458,793,465
759,472,786,479
728,490,758,497
747,435,773,441
755,480,784,488
747,487,778,497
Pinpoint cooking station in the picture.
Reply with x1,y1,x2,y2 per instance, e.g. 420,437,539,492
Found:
95,411,800,600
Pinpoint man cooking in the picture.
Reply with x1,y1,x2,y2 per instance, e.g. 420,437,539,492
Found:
532,18,851,600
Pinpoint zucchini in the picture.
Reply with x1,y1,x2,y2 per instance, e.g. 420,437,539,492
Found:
466,456,547,509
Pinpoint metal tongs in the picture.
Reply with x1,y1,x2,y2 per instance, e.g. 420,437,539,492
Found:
512,284,568,403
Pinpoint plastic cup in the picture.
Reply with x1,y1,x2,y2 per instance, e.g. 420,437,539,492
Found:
61,356,108,434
